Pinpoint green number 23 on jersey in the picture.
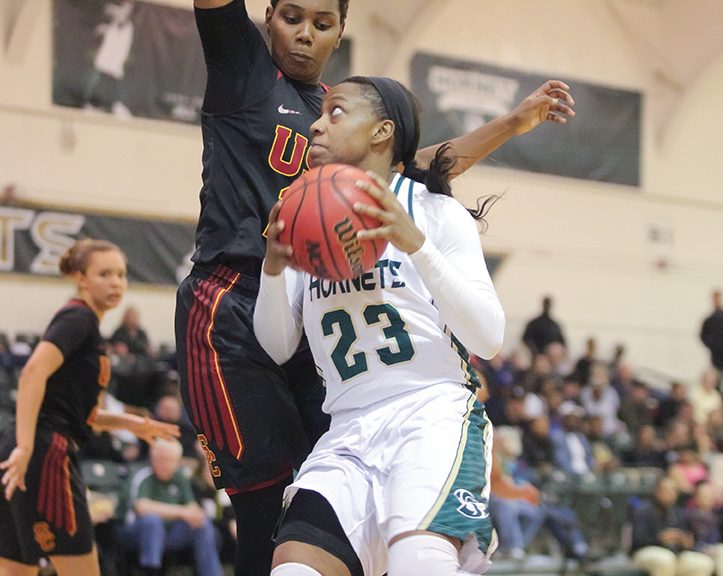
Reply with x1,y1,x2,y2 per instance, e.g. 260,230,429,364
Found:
321,303,415,381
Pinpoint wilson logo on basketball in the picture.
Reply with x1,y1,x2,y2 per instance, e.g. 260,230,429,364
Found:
277,164,388,281
306,240,331,279
333,217,365,277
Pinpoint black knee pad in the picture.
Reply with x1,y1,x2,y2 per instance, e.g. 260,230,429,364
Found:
275,488,363,576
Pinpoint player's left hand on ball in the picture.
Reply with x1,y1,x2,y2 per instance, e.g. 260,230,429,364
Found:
353,172,426,255
509,79,576,135
0,446,31,500
263,201,293,276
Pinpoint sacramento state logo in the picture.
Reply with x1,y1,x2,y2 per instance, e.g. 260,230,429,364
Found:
454,489,489,519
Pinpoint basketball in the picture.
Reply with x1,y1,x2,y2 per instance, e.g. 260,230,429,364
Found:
277,164,388,281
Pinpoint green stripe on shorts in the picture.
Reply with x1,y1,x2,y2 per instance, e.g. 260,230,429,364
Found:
418,396,494,551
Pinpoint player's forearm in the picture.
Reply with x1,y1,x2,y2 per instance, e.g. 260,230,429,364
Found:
415,115,517,180
91,409,144,433
255,269,304,365
14,367,49,452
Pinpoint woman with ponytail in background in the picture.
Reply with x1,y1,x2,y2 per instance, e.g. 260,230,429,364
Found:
0,239,179,576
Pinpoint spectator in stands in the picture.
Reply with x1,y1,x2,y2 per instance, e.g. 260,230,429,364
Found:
152,393,199,469
517,357,556,422
491,426,591,563
561,374,583,404
690,369,722,427
664,418,695,466
546,341,571,379
700,289,723,374
618,381,654,439
692,423,718,465
0,333,13,385
550,402,596,476
522,295,566,356
669,448,709,501
520,415,555,479
707,407,723,452
110,307,159,414
580,362,623,438
471,352,519,425
631,476,714,576
656,381,689,429
622,424,667,468
685,482,723,575
78,427,127,463
608,342,627,374
572,337,598,387
191,458,235,567
541,380,565,428
8,334,34,369
499,386,528,427
519,353,553,395
610,361,643,399
586,414,621,472
119,438,222,576
489,427,546,561
111,306,151,357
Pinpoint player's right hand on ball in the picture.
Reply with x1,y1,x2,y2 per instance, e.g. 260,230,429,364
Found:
263,201,293,276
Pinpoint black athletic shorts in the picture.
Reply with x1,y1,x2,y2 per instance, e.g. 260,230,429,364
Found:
175,264,330,491
0,425,94,564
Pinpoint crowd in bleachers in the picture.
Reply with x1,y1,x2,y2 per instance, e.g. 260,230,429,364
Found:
1,294,722,576
471,294,723,575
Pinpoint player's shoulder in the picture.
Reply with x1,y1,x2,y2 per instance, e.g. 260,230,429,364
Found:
407,177,471,217
50,299,97,325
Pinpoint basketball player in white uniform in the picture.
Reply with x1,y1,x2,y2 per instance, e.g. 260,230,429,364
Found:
254,76,505,576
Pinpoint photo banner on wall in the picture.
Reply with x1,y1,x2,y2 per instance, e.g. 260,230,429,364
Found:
52,0,351,124
411,52,642,186
0,203,196,285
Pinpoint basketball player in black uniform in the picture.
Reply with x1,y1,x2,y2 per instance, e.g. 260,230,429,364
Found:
179,2,575,576
0,239,179,576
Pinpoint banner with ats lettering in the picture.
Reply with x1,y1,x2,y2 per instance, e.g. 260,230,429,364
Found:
0,204,195,285
411,52,642,186
52,0,351,124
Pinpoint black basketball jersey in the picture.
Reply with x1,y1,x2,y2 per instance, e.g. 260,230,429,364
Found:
38,300,110,445
192,0,326,274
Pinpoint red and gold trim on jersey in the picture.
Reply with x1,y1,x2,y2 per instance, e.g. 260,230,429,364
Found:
37,432,77,537
186,265,245,460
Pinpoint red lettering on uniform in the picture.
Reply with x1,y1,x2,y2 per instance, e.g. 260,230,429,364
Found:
268,126,308,177
198,434,222,478
33,522,56,553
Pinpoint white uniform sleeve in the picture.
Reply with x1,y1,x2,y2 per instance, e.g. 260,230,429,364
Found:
253,266,304,365
408,198,505,359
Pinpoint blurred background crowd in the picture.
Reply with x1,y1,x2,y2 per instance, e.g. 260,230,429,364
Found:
1,290,721,575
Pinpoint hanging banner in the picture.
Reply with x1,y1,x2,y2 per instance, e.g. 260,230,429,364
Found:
411,52,642,186
52,0,351,124
0,204,195,285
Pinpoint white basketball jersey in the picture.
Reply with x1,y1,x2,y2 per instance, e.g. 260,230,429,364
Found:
299,174,481,414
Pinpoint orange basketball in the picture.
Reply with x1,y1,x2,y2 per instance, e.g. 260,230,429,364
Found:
277,164,388,281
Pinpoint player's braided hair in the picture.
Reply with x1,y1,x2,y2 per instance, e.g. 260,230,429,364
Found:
270,0,349,25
